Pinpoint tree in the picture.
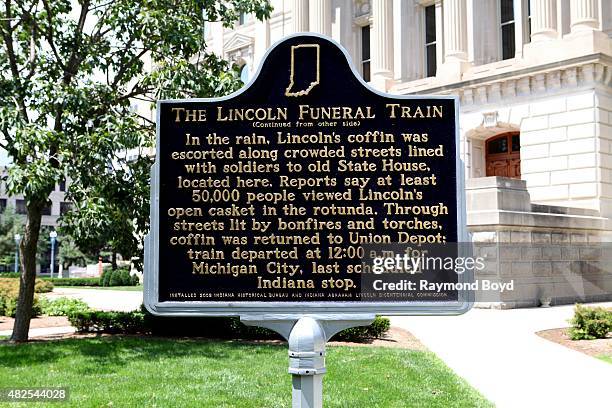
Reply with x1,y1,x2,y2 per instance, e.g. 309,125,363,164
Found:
0,0,272,342
57,232,94,272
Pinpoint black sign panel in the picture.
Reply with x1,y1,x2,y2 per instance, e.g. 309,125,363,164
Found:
146,35,468,315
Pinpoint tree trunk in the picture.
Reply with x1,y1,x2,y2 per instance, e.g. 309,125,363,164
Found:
10,201,43,342
111,251,117,270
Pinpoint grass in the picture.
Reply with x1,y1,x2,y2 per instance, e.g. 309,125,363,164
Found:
597,354,612,364
0,336,492,408
55,285,143,291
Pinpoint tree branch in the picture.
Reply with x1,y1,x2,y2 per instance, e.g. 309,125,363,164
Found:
1,0,29,122
63,0,89,79
90,2,113,42
40,0,66,70
0,128,12,148
24,21,36,79
50,0,90,172
111,47,148,88
134,113,155,125
89,0,114,12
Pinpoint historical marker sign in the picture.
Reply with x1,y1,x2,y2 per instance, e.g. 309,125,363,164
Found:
144,35,471,316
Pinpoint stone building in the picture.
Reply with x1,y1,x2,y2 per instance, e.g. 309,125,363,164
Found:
0,167,69,228
205,0,612,308
0,167,69,274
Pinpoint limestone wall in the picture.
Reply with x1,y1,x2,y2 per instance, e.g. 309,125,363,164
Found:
467,176,612,308
460,70,612,218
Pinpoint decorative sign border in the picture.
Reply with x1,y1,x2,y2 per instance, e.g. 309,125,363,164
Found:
144,34,472,317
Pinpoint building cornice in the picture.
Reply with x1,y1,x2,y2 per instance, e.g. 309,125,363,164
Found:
393,53,612,109
410,53,612,94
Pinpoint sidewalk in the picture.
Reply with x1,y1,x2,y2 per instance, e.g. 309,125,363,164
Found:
390,302,612,408
45,287,143,312
0,326,75,338
0,288,143,339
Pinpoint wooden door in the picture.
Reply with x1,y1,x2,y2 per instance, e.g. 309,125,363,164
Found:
486,132,520,178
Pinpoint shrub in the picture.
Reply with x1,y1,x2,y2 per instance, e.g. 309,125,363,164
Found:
44,278,101,287
68,310,147,334
39,297,91,317
121,268,138,286
100,268,139,287
331,316,391,342
131,274,140,285
0,278,41,317
0,272,20,278
67,306,391,342
568,304,612,340
101,269,111,287
108,270,122,286
34,279,54,293
0,277,53,294
120,270,131,285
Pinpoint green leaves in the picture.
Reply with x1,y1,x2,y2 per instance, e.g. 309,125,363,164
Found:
5,123,61,203
1,0,272,271
568,304,612,340
144,54,243,100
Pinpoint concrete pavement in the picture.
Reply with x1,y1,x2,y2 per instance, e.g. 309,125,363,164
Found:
390,302,612,408
0,326,75,338
1,288,142,338
44,287,143,312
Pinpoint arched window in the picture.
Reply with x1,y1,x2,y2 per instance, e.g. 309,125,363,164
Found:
485,132,520,178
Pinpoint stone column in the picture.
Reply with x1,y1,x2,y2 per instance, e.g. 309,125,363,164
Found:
309,0,332,36
371,0,394,90
438,0,470,82
530,0,558,41
570,0,599,32
291,0,309,32
254,18,270,70
395,0,420,81
210,22,224,57
443,0,468,61
512,0,526,58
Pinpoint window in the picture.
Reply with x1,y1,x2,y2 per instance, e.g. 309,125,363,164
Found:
238,12,247,25
360,25,371,81
526,0,531,43
424,5,437,77
58,179,66,192
60,202,72,216
16,199,26,214
486,132,521,179
42,202,52,216
500,0,515,60
0,199,6,213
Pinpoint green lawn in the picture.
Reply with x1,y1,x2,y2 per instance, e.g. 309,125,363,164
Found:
55,285,143,291
0,337,492,408
597,354,612,364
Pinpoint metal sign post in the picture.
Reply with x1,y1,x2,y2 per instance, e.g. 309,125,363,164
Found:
145,33,469,406
241,315,375,408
